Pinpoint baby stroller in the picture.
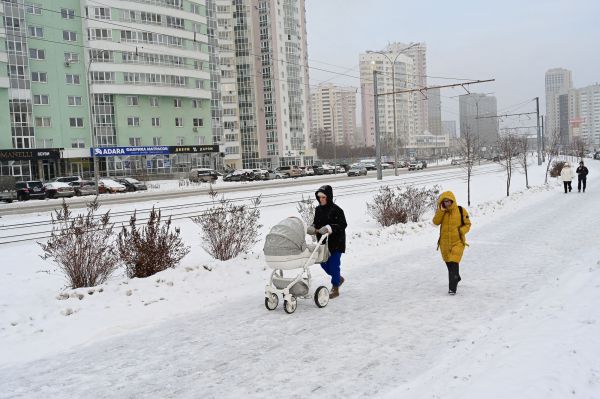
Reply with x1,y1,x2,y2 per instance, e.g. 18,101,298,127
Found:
263,217,330,314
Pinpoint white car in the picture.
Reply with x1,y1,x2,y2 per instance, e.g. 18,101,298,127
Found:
99,179,127,193
43,181,75,199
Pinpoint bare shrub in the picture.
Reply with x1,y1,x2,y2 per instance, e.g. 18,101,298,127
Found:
39,200,119,288
296,194,316,226
550,161,566,178
192,196,262,261
497,133,520,196
118,207,190,279
368,185,440,227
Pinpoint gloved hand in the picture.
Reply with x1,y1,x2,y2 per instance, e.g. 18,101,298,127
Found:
306,225,316,235
318,225,332,235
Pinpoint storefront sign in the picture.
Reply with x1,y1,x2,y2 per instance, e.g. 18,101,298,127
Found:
91,145,219,157
0,148,61,161
169,145,219,154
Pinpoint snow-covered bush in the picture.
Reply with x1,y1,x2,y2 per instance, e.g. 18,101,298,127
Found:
118,207,190,278
549,161,566,178
192,195,262,261
39,200,119,288
296,194,316,226
368,185,440,227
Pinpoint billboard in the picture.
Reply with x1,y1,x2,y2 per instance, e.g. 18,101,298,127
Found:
90,145,220,157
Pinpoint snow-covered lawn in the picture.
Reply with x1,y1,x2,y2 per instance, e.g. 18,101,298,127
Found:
0,160,599,398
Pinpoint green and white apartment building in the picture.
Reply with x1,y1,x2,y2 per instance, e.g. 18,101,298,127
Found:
0,0,314,180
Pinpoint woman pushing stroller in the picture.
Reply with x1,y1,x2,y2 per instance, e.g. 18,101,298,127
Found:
307,185,347,299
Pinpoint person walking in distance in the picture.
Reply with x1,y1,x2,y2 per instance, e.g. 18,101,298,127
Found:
576,161,589,193
561,162,575,193
432,191,471,295
307,185,347,299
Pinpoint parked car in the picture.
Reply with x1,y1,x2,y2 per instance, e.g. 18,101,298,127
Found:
115,177,148,192
363,163,376,171
381,162,393,170
54,176,83,184
44,181,75,199
15,180,46,201
418,160,428,168
223,169,255,182
69,180,98,196
252,169,270,180
99,179,127,193
321,164,335,174
189,168,218,183
303,166,315,176
276,165,302,178
347,165,368,177
594,152,600,160
451,159,463,166
312,165,325,175
408,161,423,171
0,176,17,203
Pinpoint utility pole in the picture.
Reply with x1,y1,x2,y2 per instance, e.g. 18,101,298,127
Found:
373,70,382,180
541,115,545,162
331,98,337,175
535,97,542,165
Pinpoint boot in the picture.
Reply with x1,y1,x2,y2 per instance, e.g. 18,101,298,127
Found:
329,286,339,299
339,276,345,287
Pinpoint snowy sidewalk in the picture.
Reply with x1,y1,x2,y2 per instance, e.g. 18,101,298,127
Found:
1,184,599,398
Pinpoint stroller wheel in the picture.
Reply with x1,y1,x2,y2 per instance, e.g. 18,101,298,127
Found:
314,286,330,308
284,296,297,314
265,293,279,311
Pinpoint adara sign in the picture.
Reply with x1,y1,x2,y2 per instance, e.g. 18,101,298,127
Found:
90,145,219,157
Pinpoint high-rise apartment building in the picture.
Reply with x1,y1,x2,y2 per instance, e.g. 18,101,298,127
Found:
427,87,442,135
310,84,357,148
545,68,573,140
572,84,600,148
459,93,498,150
1,0,214,179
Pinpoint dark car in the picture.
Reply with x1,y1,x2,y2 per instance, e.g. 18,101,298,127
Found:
115,177,148,192
15,180,46,201
223,170,255,182
418,160,428,168
69,180,98,196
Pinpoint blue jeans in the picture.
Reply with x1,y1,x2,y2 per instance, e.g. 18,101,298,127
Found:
321,251,342,287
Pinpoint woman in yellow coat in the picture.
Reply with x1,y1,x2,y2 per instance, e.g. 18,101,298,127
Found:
432,191,471,294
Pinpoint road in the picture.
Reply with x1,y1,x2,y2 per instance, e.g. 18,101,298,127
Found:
0,164,457,216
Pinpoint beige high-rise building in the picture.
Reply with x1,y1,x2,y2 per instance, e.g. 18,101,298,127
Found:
359,50,417,155
545,68,573,140
213,0,313,169
310,84,357,149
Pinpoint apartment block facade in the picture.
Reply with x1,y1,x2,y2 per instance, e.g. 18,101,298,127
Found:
310,83,357,148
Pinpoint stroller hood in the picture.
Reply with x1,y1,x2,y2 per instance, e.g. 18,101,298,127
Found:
263,217,308,257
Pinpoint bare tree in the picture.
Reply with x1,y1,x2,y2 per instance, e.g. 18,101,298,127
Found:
458,126,478,206
571,136,588,161
515,135,530,189
497,133,519,196
544,128,562,184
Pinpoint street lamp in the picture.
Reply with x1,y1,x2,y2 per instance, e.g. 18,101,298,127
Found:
85,49,110,195
367,42,418,176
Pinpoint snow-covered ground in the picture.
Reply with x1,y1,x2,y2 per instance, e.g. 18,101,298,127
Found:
0,159,599,398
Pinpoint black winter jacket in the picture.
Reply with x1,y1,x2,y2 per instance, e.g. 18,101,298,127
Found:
577,166,589,178
312,185,347,253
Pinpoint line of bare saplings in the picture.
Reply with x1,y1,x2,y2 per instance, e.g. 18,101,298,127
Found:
40,185,441,290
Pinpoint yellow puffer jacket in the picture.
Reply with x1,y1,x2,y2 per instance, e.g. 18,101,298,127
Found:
432,191,471,263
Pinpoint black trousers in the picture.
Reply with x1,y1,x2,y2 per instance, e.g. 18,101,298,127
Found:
578,177,587,192
445,262,461,292
563,181,572,193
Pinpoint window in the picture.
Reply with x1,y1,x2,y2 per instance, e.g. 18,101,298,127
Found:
153,137,162,145
61,8,75,19
89,49,112,62
175,117,183,127
26,3,42,15
129,137,141,146
29,48,45,60
38,138,54,148
193,118,204,127
176,136,185,145
69,117,84,128
88,28,111,40
126,96,139,106
174,98,182,108
127,117,140,127
192,99,203,108
151,117,160,127
195,79,205,89
63,30,77,42
191,3,202,14
31,72,47,83
150,97,159,107
67,96,82,106
35,117,51,127
28,26,43,38
91,71,114,83
94,7,111,20
33,95,49,105
166,16,184,29
64,52,80,63
71,138,86,148
65,74,81,85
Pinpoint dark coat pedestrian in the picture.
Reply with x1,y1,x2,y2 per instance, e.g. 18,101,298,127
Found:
577,161,589,192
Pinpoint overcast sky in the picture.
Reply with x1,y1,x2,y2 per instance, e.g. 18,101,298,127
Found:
305,0,600,128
